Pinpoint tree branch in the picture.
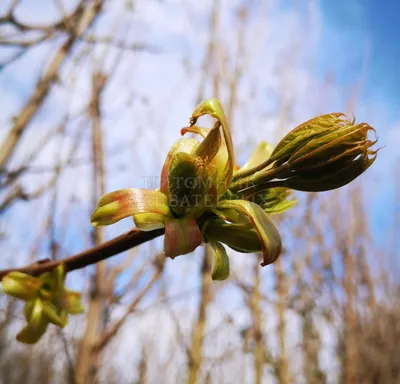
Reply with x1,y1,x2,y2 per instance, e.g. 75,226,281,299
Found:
0,228,165,280
0,0,102,170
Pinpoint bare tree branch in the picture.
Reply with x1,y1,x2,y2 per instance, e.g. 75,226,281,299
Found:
0,0,102,170
0,227,165,280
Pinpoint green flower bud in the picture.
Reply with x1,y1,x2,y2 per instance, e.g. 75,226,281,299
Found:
3,265,84,344
231,113,378,193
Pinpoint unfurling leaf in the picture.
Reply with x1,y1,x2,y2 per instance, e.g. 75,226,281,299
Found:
2,272,41,301
217,200,282,266
202,219,263,253
250,187,297,214
17,299,48,344
282,151,377,192
210,242,230,280
189,98,235,195
193,122,222,164
90,188,170,226
231,113,378,194
62,290,84,315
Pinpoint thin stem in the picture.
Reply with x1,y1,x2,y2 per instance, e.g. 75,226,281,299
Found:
0,228,165,280
232,158,273,182
230,163,290,193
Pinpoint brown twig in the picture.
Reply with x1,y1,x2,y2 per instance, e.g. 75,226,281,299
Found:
0,228,165,280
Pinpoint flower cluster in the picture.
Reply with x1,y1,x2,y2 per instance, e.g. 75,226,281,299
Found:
2,265,83,343
90,99,378,280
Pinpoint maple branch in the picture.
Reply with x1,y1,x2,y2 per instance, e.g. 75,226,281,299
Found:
0,228,165,280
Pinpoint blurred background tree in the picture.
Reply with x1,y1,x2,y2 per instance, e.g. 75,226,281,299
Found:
0,0,398,383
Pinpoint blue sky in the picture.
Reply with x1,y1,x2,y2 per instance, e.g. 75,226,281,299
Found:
321,0,400,112
310,0,400,253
